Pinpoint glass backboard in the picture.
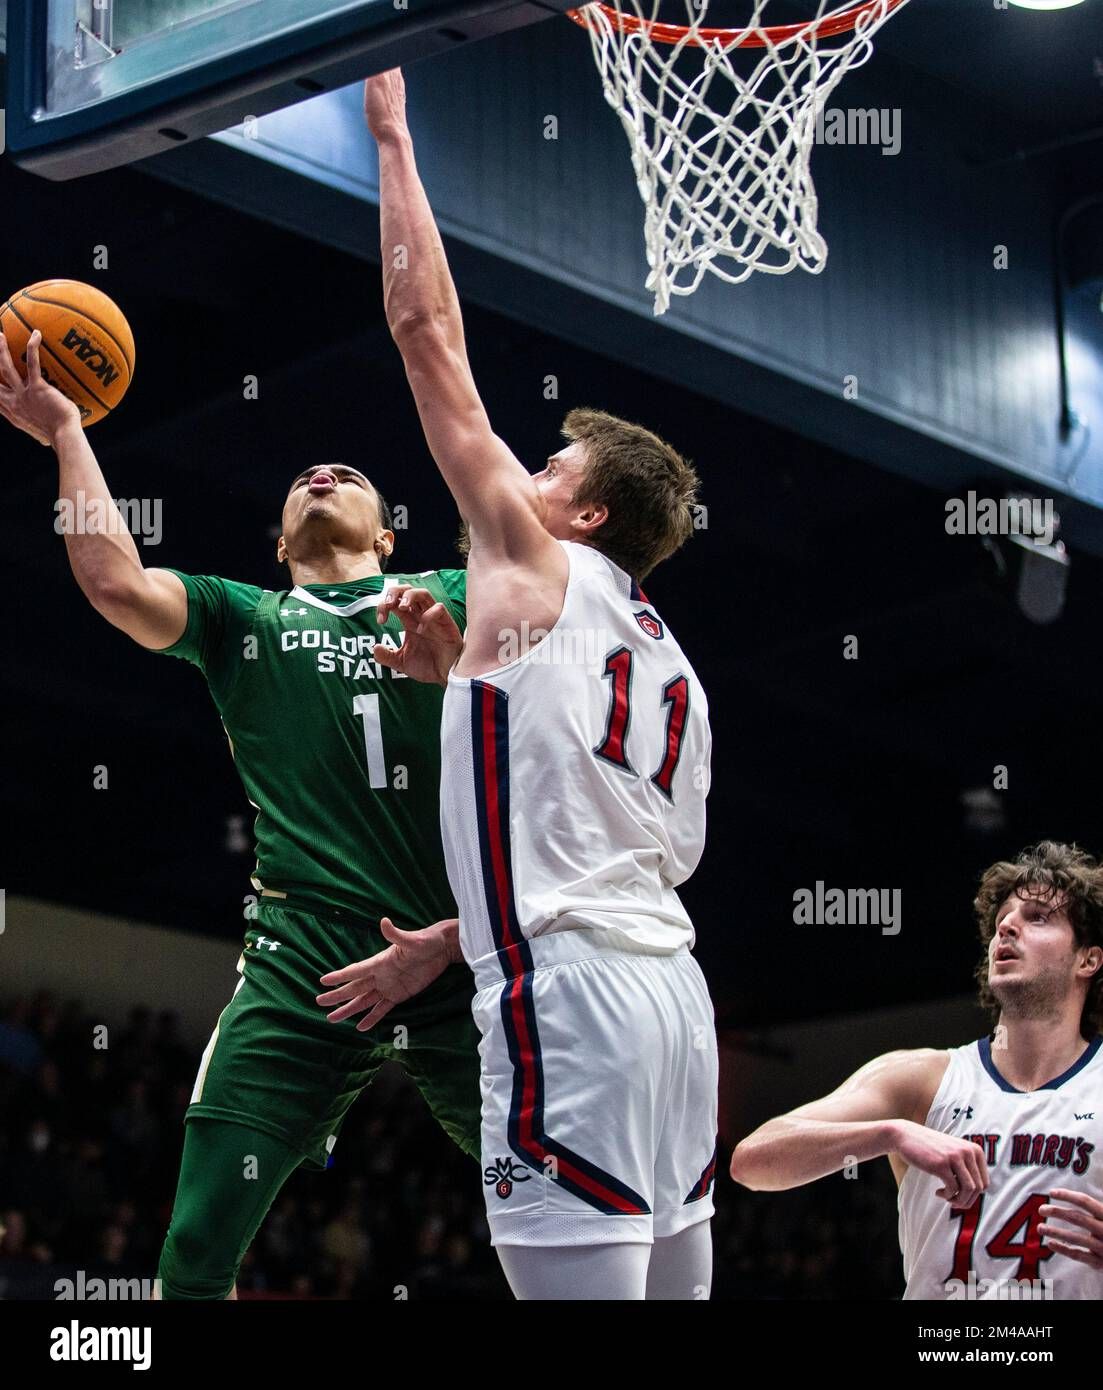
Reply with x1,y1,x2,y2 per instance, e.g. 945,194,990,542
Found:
5,0,569,178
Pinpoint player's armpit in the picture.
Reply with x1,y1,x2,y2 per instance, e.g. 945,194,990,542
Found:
95,566,189,652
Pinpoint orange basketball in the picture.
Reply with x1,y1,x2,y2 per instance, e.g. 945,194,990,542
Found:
0,280,135,427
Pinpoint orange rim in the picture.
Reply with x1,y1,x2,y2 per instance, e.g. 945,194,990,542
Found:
567,0,908,48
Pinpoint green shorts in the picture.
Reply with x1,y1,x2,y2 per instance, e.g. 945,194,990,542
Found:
188,897,481,1167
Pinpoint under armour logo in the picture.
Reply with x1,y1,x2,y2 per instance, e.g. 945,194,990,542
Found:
280,607,308,617
953,1105,974,1121
251,935,280,952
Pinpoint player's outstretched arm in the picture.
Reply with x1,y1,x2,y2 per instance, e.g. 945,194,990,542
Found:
730,1048,988,1209
0,329,186,651
365,70,559,570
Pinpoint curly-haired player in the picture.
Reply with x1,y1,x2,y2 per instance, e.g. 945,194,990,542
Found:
731,842,1103,1299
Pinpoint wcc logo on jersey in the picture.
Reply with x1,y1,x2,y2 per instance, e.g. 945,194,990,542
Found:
484,1157,532,1200
634,608,665,641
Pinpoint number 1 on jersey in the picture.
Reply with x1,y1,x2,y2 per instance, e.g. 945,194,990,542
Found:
353,694,388,788
593,647,690,801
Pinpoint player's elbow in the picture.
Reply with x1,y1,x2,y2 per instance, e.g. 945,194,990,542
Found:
389,306,448,353
729,1131,786,1191
729,1137,764,1189
87,571,146,618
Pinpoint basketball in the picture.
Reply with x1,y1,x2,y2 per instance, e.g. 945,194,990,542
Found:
0,279,135,426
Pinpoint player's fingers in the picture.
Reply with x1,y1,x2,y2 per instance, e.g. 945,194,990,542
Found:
26,330,43,384
1033,1234,1094,1267
356,998,396,1032
316,978,374,1005
1039,1204,1097,1235
1050,1189,1103,1218
379,916,407,944
378,584,412,620
418,602,452,632
950,1156,980,1208
935,1157,974,1207
1039,1234,1102,1267
0,334,23,389
964,1146,987,1193
1039,1219,1098,1247
935,1159,962,1201
324,991,381,1023
955,1152,978,1201
319,957,377,985
396,586,432,609
373,645,400,667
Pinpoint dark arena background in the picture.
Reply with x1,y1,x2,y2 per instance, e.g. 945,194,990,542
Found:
1,0,1102,1346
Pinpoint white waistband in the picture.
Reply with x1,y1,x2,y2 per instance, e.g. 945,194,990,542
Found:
467,925,688,991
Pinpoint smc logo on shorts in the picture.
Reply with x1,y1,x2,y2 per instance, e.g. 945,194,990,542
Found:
484,1156,533,1199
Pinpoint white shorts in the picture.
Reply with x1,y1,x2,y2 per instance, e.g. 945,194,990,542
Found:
470,928,719,1248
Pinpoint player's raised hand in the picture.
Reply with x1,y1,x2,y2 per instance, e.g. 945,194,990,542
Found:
891,1122,990,1210
1038,1189,1103,1269
364,68,408,140
0,329,81,447
376,583,463,685
316,916,459,1031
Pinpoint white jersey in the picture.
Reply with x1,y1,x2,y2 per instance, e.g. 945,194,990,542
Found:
900,1035,1103,1300
439,540,710,968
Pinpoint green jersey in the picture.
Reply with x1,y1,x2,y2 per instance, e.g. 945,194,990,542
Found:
160,568,466,928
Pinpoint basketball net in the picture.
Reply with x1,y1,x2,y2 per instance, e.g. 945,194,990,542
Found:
570,0,911,315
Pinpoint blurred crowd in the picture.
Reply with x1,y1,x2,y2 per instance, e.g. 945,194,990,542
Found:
0,990,903,1300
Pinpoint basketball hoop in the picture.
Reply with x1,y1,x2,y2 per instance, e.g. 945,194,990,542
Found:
568,0,911,315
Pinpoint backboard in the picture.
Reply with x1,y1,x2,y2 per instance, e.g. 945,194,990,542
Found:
4,0,571,179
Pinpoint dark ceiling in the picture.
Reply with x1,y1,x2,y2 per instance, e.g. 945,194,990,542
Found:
1,150,1100,1035
879,0,1103,139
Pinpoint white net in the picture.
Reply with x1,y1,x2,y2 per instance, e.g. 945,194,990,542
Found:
574,0,910,315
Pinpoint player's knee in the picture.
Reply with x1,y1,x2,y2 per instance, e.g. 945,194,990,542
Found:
157,1208,240,1301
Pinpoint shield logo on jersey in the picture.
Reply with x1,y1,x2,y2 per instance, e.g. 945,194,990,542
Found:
484,1156,532,1200
634,608,664,640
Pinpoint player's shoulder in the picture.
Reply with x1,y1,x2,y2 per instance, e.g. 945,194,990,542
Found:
164,570,265,609
405,566,467,592
866,1048,953,1120
869,1046,952,1077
